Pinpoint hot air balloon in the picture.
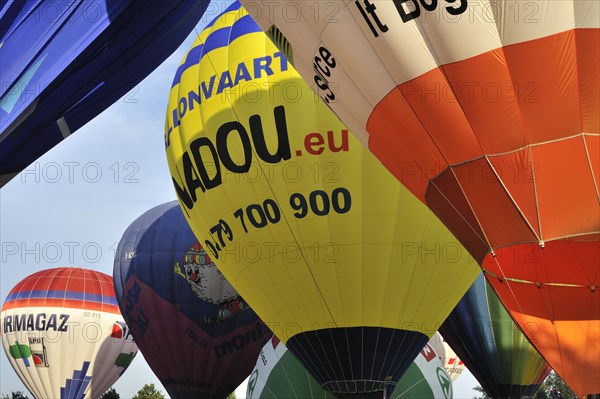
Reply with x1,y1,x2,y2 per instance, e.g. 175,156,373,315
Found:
164,3,480,398
246,336,336,399
0,267,138,399
439,273,551,398
113,201,271,399
427,332,465,383
247,336,454,399
241,1,600,396
0,0,212,187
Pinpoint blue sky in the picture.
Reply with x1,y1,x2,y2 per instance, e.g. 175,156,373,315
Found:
0,1,481,397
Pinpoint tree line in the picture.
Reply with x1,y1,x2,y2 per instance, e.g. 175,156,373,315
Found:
1,385,238,399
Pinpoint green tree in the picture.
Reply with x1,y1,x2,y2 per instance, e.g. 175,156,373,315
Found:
534,371,577,399
132,384,165,399
100,387,120,399
473,386,492,399
473,372,577,399
0,393,30,399
227,392,237,399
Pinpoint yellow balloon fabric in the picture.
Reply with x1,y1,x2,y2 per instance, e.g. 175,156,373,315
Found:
165,3,479,397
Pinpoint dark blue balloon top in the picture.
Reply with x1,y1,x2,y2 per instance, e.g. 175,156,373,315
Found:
0,0,210,187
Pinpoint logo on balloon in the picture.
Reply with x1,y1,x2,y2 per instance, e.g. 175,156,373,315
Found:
436,367,452,399
420,343,436,362
9,341,31,367
247,369,259,398
114,352,136,375
32,351,48,367
111,321,134,342
30,337,49,368
174,243,248,322
8,338,49,368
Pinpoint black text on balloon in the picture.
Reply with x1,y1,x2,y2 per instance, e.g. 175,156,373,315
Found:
392,0,468,23
173,106,292,209
3,313,70,333
313,47,336,103
234,199,282,234
213,321,270,359
355,0,389,37
290,188,352,219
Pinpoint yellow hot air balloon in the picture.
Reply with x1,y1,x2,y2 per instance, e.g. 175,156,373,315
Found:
165,3,480,398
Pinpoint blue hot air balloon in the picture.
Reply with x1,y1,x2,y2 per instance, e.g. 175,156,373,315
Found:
439,273,551,399
113,201,272,399
0,0,211,187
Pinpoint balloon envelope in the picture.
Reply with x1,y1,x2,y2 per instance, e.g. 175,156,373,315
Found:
0,0,210,187
0,267,138,399
439,273,551,398
247,336,454,399
241,1,600,396
113,201,271,399
427,332,465,383
164,3,479,397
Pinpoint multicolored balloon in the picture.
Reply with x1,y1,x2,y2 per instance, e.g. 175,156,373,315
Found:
439,273,551,398
247,336,453,399
113,201,271,399
0,267,138,399
0,0,210,187
242,1,600,396
164,3,480,398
